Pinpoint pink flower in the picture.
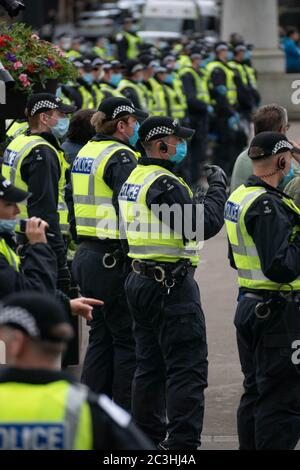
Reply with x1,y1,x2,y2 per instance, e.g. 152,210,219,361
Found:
19,73,30,87
13,61,23,70
31,34,40,41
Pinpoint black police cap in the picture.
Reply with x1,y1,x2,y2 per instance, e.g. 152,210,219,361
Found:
98,97,148,121
0,175,29,203
139,117,194,143
248,132,300,160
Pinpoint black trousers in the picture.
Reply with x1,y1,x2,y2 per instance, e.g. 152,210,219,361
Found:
72,244,136,412
235,296,300,449
125,270,208,449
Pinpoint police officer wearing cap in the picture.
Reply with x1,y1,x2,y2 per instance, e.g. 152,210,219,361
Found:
99,61,123,100
179,49,212,185
116,17,142,63
118,116,227,449
225,131,300,449
2,93,77,294
72,97,148,411
205,42,239,175
73,59,97,110
0,292,153,450
0,176,57,298
117,59,148,112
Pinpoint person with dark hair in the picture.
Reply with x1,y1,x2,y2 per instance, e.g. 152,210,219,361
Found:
282,26,300,73
117,59,148,111
0,292,153,450
230,104,300,192
62,109,96,168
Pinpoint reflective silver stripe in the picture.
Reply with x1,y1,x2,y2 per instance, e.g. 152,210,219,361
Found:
88,144,127,196
75,217,98,227
73,195,113,205
231,244,258,257
129,245,198,256
238,268,269,281
58,202,68,211
64,384,88,449
9,139,45,184
127,222,162,232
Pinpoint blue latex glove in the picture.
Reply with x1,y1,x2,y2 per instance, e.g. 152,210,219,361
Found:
216,85,227,96
207,105,214,115
228,113,240,131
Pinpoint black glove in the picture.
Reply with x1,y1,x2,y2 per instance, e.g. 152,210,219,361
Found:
57,265,71,295
204,164,228,189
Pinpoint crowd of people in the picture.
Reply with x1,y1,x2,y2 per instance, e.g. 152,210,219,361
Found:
2,17,300,452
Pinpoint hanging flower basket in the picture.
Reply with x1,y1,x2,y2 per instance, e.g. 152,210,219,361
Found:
0,22,77,119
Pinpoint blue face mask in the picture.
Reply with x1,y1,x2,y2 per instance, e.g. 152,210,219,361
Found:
164,74,174,85
83,73,94,85
109,73,122,87
128,121,140,147
169,141,188,164
51,117,70,140
0,219,17,234
281,160,294,187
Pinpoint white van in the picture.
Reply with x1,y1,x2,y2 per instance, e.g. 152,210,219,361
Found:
138,0,220,43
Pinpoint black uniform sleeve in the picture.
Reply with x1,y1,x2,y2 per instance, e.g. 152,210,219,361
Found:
245,194,300,283
103,148,137,216
181,72,208,114
20,145,67,270
0,243,57,299
210,68,235,117
89,394,155,450
120,86,141,109
146,175,226,242
116,35,129,63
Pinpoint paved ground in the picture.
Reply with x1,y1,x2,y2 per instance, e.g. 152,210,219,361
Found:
196,228,241,450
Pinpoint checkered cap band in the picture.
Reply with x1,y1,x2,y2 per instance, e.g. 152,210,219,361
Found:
0,306,40,337
145,126,174,142
30,100,58,117
272,140,293,154
112,105,135,119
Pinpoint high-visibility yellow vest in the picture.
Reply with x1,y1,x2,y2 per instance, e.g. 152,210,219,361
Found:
117,79,148,111
139,82,154,114
225,184,300,291
2,134,69,234
72,139,138,240
148,78,168,116
179,66,211,104
0,381,93,450
244,64,258,89
6,121,29,140
178,55,192,70
205,60,238,106
122,32,141,59
228,61,249,87
65,49,81,60
118,164,201,266
78,86,95,110
163,83,186,120
92,83,105,109
0,237,20,271
99,82,122,99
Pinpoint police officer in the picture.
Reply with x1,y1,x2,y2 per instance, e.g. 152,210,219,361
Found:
117,59,148,112
0,292,153,450
6,119,29,143
180,50,212,185
116,17,142,63
206,41,239,175
148,66,169,116
118,116,227,449
0,175,99,320
73,59,97,110
2,93,76,294
71,97,148,411
99,61,123,100
0,175,57,298
225,132,300,449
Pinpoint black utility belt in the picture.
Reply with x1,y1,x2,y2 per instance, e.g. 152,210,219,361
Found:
132,259,195,288
79,239,124,269
243,291,300,320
